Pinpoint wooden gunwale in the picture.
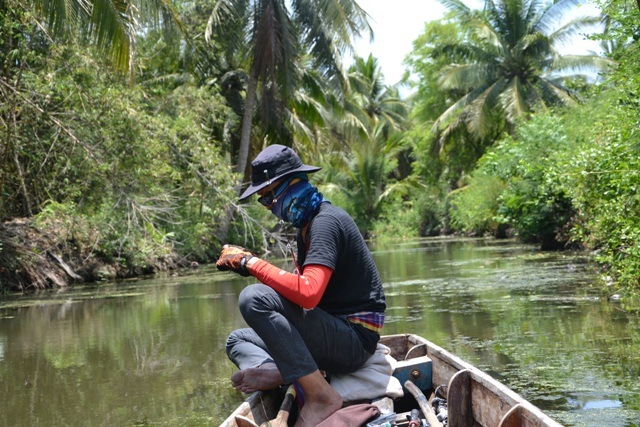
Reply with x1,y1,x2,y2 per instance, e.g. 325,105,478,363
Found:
381,334,562,427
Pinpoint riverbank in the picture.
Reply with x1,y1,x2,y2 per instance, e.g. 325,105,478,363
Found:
0,218,190,292
2,216,634,312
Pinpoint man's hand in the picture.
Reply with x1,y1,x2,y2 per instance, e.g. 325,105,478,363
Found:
216,244,254,277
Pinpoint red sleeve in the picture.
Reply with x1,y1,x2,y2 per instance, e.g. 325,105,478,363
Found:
249,259,333,309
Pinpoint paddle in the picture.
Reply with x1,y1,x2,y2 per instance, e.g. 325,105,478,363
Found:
404,380,443,427
261,384,297,427
235,385,297,427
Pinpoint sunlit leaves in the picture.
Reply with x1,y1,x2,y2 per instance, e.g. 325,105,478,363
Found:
30,0,182,73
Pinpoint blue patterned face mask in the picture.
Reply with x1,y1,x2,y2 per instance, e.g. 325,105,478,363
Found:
271,176,327,227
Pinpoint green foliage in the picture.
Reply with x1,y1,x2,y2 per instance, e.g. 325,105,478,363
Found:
205,0,373,183
562,86,640,296
404,122,441,185
406,0,611,186
405,19,463,124
319,183,355,217
451,113,577,248
405,18,494,187
314,56,411,235
448,172,506,236
431,0,606,135
552,0,640,298
28,0,183,74
372,196,421,238
0,1,50,218
343,130,401,232
0,38,236,277
594,0,640,57
373,181,446,238
346,54,409,139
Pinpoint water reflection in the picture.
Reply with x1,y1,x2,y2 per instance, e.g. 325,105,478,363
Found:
0,238,639,426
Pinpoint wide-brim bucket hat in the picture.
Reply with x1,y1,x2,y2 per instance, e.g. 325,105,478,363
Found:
239,144,321,201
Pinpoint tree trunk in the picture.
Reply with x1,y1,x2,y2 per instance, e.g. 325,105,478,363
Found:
235,69,259,180
13,146,32,217
216,66,260,243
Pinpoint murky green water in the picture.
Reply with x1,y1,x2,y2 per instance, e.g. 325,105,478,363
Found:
1,238,639,426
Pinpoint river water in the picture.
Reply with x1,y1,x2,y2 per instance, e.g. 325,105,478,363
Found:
1,238,639,426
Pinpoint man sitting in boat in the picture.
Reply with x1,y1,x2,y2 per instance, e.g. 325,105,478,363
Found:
217,144,386,426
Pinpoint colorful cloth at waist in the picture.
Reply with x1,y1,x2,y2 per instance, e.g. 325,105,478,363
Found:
346,311,385,334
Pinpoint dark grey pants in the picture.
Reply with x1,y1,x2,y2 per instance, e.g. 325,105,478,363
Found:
226,284,372,384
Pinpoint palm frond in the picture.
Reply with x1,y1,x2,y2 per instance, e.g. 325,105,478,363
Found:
473,20,503,49
438,62,494,91
523,0,545,32
500,76,529,122
435,114,468,155
535,78,577,107
548,53,615,75
33,0,184,74
489,0,531,45
33,0,91,35
206,0,251,58
437,0,473,20
432,88,480,133
536,0,594,35
88,0,135,72
312,0,371,50
468,79,507,135
292,0,369,81
517,32,549,54
547,15,603,47
206,0,241,40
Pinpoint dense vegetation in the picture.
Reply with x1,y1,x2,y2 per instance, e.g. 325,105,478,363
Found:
0,0,638,308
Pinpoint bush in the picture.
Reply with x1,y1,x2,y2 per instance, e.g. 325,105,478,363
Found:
2,42,238,282
563,87,640,297
450,113,577,249
448,172,506,236
372,193,421,238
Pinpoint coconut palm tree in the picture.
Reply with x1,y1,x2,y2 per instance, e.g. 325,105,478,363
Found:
345,54,409,140
205,0,371,183
344,123,404,232
316,55,409,231
432,0,612,143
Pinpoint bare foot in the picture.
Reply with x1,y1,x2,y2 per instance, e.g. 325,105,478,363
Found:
294,371,343,426
230,363,283,393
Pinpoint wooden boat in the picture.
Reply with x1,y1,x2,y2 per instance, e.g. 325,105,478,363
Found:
220,333,563,427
